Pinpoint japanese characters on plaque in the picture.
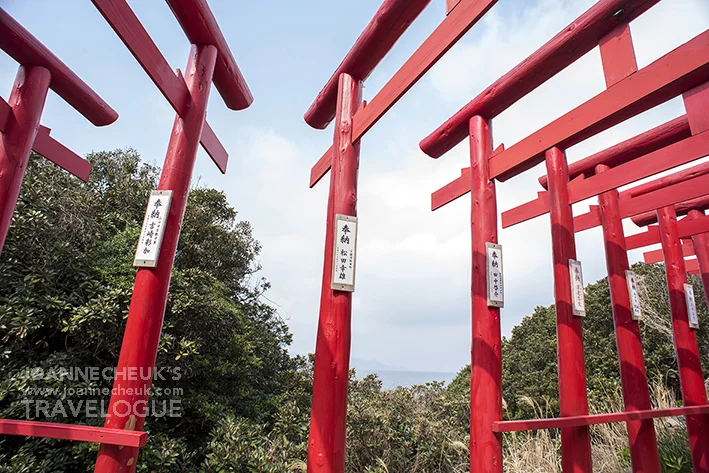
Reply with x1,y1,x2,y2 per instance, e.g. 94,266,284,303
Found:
133,190,172,268
331,214,358,292
684,283,699,329
568,259,585,317
486,242,504,308
625,271,642,321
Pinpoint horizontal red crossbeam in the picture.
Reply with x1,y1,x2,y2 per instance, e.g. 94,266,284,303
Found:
687,258,700,274
0,419,147,447
309,0,498,187
304,0,431,129
493,404,709,433
432,118,692,212
538,116,691,189
501,131,709,227
33,126,92,182
0,8,117,127
419,0,660,159
165,0,252,111
489,29,709,181
91,0,230,173
632,195,709,227
1,95,91,181
644,242,695,264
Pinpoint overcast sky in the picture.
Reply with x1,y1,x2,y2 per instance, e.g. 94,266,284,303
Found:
2,0,708,372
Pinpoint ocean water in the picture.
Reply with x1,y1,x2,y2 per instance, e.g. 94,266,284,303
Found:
356,370,456,390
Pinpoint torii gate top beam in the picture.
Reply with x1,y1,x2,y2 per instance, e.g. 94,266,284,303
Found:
165,0,252,111
419,0,659,159
304,0,431,129
307,0,499,187
91,0,251,173
537,116,691,189
0,8,118,127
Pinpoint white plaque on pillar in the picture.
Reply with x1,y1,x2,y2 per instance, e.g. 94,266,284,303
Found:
625,271,642,321
486,243,504,308
569,259,585,317
134,190,172,268
331,214,358,292
684,283,699,329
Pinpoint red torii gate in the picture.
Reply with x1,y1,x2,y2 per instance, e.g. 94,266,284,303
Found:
0,3,144,448
0,8,117,253
88,1,252,472
424,0,709,472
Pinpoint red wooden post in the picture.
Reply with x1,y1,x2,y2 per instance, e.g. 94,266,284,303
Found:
0,65,51,252
657,205,709,472
688,209,709,306
468,115,502,473
307,72,362,473
545,146,592,473
94,44,217,473
596,164,661,473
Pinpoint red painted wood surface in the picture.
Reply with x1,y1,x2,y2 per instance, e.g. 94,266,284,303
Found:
624,160,709,199
503,130,709,228
626,225,660,250
309,0,499,187
0,419,147,447
431,168,472,210
597,164,661,473
91,0,230,172
493,404,709,433
94,44,217,473
620,173,709,220
33,126,91,182
683,81,709,135
643,242,695,264
304,0,431,129
165,0,252,111
688,210,709,306
574,206,601,232
308,74,362,473
599,22,638,88
538,116,690,189
0,66,50,253
446,0,463,15
685,258,700,274
0,95,10,132
632,195,709,227
657,206,709,472
625,215,709,250
546,147,592,473
419,0,659,159
468,116,502,473
0,8,117,127
489,29,709,181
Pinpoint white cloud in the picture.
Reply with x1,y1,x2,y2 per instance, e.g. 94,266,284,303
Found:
209,0,709,372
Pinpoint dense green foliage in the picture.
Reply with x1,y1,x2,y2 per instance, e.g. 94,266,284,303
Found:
0,149,705,472
0,151,309,472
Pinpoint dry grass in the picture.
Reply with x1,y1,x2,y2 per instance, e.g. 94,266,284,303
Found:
501,380,689,473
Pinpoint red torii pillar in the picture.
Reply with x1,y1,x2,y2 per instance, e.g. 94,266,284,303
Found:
656,206,709,472
546,146,593,473
94,43,218,473
93,1,253,471
687,210,709,304
468,115,502,473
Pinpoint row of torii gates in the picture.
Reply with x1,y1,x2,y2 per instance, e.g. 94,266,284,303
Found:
2,0,709,472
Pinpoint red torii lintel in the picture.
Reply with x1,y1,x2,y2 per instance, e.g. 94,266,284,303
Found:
90,0,247,173
304,0,431,130
308,0,499,187
419,0,660,159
